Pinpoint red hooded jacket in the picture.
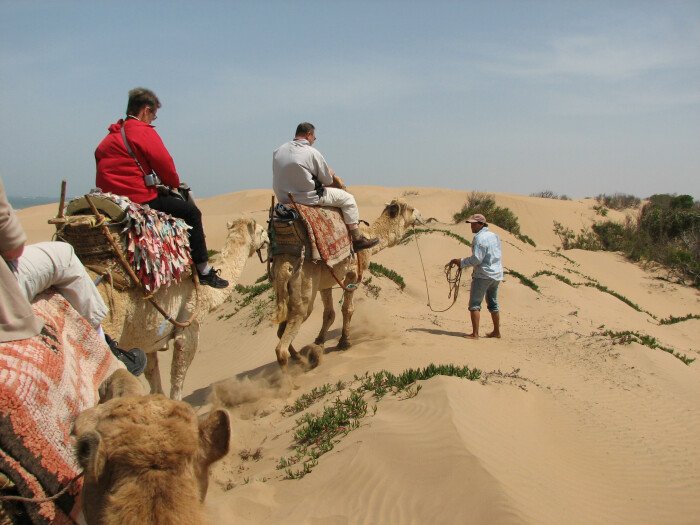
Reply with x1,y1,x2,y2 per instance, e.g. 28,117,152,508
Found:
95,118,180,204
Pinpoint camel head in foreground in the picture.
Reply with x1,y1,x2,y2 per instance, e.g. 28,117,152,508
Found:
74,371,231,525
272,198,421,367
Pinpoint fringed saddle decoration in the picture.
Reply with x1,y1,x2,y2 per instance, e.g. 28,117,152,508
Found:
269,202,352,267
53,192,192,293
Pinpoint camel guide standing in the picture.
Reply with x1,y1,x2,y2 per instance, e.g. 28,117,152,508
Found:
272,122,379,252
95,87,228,288
448,213,503,339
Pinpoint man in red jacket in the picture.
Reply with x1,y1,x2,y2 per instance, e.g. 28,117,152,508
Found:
95,87,227,288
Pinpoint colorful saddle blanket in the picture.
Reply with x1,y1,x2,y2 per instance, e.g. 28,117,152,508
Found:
272,204,352,267
58,192,192,293
0,291,122,524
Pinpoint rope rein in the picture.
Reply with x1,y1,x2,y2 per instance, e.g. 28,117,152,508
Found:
413,229,463,313
0,472,83,504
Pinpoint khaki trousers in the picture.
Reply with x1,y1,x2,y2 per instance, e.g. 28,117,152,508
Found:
14,242,108,329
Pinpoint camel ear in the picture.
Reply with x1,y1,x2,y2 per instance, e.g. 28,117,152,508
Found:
387,202,400,219
226,220,233,230
198,409,231,465
247,219,256,239
76,431,106,480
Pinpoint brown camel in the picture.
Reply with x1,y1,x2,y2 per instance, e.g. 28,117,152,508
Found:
74,369,230,525
98,218,268,400
272,198,421,366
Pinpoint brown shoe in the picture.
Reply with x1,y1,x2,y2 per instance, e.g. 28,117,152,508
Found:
352,235,379,251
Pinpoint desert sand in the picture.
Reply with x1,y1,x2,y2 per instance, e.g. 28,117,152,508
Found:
17,186,700,525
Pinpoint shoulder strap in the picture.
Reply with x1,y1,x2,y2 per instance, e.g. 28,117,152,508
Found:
120,124,147,176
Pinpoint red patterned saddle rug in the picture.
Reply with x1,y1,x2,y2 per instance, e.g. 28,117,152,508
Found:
293,204,353,267
0,291,122,524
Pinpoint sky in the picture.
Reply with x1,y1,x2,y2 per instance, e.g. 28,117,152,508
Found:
1,1,699,200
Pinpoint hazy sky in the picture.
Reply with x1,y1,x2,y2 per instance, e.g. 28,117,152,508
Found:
1,1,698,200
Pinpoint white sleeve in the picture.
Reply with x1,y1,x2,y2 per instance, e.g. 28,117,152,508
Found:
311,148,334,186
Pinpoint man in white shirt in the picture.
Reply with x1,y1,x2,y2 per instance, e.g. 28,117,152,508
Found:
273,122,379,252
448,213,503,339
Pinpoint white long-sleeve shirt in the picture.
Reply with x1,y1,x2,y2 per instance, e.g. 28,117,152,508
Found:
272,139,333,205
460,226,503,281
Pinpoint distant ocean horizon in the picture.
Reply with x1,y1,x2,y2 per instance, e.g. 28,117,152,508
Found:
8,196,56,210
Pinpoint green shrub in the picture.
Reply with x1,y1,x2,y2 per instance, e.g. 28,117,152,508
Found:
595,193,641,210
592,204,609,216
454,192,534,246
553,221,602,251
586,194,699,287
591,220,632,251
531,190,570,200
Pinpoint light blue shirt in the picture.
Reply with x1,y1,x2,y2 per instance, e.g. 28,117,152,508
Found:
460,226,503,280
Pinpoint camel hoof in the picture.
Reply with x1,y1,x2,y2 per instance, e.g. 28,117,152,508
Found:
337,338,351,350
300,344,323,369
307,346,323,368
314,336,325,345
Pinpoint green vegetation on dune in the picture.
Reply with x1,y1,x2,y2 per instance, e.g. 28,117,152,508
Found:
453,191,536,246
505,269,539,292
278,364,481,479
600,330,695,365
530,270,656,318
401,227,471,247
530,190,571,200
659,313,700,325
369,262,406,290
554,193,699,288
595,193,641,210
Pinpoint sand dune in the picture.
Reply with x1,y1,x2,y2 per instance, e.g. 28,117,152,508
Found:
17,186,700,524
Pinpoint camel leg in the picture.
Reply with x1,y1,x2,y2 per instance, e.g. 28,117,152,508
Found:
144,351,164,395
170,326,198,401
277,322,301,361
315,288,335,345
338,273,357,350
275,272,315,367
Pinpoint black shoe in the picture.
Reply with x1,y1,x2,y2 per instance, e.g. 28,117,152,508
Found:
105,334,147,377
198,267,229,288
352,236,380,252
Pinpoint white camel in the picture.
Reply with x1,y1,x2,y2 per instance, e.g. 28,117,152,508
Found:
272,199,421,366
98,218,268,400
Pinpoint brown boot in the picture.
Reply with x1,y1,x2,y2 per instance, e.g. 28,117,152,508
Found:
351,229,379,251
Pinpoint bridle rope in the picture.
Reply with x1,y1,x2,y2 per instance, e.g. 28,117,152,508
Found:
412,229,463,313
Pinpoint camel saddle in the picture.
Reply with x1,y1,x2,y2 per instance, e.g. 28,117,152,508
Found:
269,202,353,267
53,193,192,293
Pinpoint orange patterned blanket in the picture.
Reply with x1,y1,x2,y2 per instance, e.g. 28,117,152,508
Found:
294,204,353,267
0,291,121,524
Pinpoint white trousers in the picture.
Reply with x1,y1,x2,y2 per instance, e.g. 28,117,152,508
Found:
15,242,108,329
317,187,359,225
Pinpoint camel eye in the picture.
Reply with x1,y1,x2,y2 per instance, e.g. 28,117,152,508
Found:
76,438,92,465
